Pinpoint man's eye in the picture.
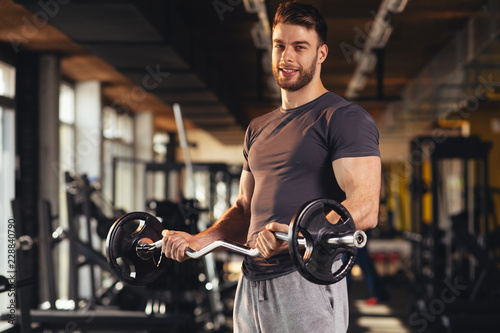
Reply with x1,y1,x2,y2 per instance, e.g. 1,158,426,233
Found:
274,44,283,48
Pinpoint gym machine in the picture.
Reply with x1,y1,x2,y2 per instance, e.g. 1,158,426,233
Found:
110,157,243,329
64,172,123,307
3,174,197,332
407,135,500,332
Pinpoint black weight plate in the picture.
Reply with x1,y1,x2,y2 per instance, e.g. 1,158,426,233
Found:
289,199,358,285
106,212,167,285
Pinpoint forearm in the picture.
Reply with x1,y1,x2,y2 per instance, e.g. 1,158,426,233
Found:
195,204,251,247
326,196,378,231
330,156,381,231
340,195,379,230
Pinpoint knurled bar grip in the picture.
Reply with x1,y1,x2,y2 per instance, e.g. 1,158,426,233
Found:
136,230,367,259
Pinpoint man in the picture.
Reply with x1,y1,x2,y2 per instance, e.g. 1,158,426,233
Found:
162,2,381,332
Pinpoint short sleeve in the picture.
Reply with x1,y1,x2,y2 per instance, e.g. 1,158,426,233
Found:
328,105,380,162
242,126,252,172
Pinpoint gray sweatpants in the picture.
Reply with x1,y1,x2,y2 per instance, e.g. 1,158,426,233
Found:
233,269,349,333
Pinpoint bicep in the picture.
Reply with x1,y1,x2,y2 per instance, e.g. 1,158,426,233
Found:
332,156,381,229
332,156,381,198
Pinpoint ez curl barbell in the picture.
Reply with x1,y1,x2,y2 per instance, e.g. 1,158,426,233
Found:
106,199,367,286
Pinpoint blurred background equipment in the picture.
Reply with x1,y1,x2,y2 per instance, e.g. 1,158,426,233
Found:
1,1,500,332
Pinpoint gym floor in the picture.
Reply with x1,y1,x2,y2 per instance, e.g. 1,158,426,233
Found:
348,275,413,333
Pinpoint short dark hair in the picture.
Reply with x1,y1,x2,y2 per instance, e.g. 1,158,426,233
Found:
272,1,327,46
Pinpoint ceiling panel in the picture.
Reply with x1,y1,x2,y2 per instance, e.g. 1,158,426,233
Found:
3,0,494,145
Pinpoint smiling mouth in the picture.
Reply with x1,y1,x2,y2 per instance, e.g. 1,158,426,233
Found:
280,68,299,78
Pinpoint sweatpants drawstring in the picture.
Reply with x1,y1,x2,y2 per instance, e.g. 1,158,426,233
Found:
258,280,267,302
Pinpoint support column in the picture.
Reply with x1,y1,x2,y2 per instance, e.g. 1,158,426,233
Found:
39,54,60,213
15,51,40,329
38,54,60,307
74,80,101,300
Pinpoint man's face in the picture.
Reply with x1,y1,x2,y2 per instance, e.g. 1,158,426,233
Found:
272,23,322,92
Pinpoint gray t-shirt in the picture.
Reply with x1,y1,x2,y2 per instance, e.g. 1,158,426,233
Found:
242,92,380,280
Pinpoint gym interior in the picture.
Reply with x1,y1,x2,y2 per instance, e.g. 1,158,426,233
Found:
1,0,500,332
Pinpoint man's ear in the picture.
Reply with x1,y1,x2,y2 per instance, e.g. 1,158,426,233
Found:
317,43,328,64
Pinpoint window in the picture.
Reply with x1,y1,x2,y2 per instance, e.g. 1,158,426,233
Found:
0,108,16,229
57,82,76,301
102,106,135,211
59,82,76,173
0,61,15,312
59,83,75,124
0,61,15,98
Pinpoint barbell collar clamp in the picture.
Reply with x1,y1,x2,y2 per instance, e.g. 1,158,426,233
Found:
326,230,367,248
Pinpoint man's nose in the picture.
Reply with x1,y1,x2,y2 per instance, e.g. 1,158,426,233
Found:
281,46,294,62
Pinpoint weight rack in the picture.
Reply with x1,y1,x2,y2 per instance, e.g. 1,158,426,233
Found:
408,135,500,332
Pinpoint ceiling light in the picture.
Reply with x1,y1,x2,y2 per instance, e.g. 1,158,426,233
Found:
373,24,393,48
358,51,377,73
243,0,262,13
345,0,407,98
250,22,271,49
387,0,408,14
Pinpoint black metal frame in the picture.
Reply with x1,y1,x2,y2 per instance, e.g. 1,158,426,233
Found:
111,156,241,214
409,135,500,332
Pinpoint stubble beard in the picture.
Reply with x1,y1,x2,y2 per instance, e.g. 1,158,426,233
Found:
272,53,318,92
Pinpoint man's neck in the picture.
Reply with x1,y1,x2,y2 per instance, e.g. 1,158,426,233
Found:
281,81,329,110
